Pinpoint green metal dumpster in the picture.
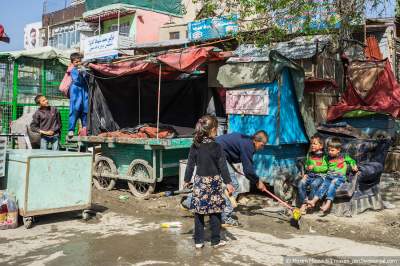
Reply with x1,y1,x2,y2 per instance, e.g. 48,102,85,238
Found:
5,149,92,228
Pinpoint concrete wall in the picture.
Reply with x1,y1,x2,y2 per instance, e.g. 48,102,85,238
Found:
135,9,171,43
159,0,201,41
159,24,187,41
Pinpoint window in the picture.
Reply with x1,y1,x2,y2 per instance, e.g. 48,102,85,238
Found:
169,31,180,40
110,22,130,36
50,28,80,49
120,23,130,36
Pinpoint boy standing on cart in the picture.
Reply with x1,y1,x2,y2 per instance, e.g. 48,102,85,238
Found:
67,53,89,138
30,95,62,150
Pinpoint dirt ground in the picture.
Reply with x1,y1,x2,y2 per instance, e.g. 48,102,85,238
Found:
94,187,400,249
1,181,400,266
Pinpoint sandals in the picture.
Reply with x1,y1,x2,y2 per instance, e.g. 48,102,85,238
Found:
299,204,308,215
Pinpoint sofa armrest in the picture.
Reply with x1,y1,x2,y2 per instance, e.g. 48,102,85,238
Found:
336,172,360,199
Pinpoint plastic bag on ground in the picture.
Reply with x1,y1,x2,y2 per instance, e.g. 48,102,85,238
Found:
0,192,18,230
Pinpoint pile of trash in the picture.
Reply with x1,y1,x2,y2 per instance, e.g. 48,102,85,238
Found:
0,192,18,230
98,125,178,139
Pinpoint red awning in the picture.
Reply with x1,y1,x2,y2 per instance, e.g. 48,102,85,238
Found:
89,47,230,77
157,47,226,73
90,60,155,76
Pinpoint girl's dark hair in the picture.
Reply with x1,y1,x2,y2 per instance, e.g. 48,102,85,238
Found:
194,115,218,146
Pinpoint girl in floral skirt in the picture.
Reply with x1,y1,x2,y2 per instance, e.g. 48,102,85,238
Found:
184,115,235,249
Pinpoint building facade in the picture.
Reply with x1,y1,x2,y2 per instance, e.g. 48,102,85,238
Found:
159,0,201,41
42,1,95,51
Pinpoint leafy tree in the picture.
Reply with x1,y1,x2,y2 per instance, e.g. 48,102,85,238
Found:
192,0,392,46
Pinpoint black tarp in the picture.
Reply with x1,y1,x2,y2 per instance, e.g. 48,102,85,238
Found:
88,73,223,136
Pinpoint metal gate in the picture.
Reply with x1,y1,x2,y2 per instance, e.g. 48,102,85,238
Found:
0,57,72,145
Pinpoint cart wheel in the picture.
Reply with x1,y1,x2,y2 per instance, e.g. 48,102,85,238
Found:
82,210,91,221
274,176,294,202
23,216,33,229
93,155,117,191
127,159,156,198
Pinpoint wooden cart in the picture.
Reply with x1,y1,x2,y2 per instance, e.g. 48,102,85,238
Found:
74,136,192,198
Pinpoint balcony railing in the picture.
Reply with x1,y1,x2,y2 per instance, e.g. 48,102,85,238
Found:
43,3,85,27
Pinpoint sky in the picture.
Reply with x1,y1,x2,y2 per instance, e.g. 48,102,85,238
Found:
0,0,68,52
365,0,396,18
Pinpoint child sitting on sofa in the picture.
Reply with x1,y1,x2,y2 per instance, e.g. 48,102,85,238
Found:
307,137,358,214
298,134,328,214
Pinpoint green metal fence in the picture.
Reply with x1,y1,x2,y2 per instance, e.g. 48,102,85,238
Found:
0,57,72,146
0,58,13,135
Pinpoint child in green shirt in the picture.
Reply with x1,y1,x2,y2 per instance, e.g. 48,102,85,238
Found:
298,135,328,214
307,137,358,214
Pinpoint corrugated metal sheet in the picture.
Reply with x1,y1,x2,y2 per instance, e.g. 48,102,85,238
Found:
129,39,190,49
227,35,332,63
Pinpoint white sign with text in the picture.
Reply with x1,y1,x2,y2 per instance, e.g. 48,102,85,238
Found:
83,32,119,60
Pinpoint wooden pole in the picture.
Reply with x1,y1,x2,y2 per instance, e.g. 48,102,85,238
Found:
156,64,162,139
138,77,141,124
98,16,101,35
117,10,120,34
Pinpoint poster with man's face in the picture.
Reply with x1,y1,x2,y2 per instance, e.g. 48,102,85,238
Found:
24,22,41,49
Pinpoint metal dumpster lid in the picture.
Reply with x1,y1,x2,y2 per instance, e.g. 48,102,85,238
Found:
7,149,91,162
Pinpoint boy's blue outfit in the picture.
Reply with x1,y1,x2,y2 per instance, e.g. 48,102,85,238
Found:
69,67,88,132
298,151,328,204
216,133,260,223
298,173,324,204
316,154,356,201
317,173,345,201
